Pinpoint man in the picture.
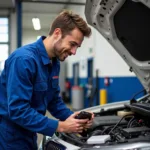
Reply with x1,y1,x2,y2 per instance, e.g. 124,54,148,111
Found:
0,10,94,150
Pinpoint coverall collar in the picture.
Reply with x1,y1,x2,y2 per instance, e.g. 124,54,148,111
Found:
36,36,52,65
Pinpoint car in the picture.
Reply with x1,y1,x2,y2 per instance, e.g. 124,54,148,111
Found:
40,0,150,149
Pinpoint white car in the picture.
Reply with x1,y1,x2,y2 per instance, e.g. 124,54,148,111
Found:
41,0,150,149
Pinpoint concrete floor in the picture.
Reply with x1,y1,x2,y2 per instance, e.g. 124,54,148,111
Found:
37,104,72,148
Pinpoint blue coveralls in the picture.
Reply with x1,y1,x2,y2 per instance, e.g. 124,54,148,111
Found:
0,36,73,150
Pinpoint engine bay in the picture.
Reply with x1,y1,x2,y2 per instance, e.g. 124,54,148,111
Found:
58,95,150,148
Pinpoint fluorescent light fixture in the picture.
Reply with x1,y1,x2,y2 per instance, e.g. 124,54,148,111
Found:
32,18,41,30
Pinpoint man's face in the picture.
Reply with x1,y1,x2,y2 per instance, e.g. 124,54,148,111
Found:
53,28,84,61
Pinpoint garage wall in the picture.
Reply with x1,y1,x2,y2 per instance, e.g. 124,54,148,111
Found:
22,29,48,45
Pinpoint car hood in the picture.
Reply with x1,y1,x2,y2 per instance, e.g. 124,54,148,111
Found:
85,0,150,92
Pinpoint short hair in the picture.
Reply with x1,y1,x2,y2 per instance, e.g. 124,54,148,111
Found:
49,10,91,38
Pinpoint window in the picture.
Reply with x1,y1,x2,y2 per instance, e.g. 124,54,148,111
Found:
0,17,9,73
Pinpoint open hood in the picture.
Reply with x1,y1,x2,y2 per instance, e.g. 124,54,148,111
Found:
85,0,150,92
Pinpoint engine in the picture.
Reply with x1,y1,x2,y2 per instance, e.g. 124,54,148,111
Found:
59,104,150,147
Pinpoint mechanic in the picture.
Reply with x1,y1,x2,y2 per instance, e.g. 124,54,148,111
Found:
0,10,94,150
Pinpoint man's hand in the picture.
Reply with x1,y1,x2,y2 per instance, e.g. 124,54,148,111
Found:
83,111,94,129
56,112,89,133
56,111,94,133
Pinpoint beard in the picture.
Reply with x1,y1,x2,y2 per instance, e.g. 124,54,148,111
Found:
53,39,66,61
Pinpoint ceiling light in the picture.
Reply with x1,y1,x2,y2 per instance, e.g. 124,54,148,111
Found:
32,18,41,30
